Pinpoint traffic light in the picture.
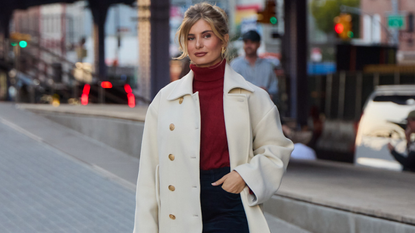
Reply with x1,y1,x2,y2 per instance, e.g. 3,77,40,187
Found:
257,1,277,25
10,41,28,48
19,41,28,48
10,32,31,48
334,14,353,40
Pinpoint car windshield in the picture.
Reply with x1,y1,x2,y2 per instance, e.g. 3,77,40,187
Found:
373,95,415,105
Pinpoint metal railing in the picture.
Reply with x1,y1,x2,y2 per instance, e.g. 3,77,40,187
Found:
0,35,150,105
308,71,415,121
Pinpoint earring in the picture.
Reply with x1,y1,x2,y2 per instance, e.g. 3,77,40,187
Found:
221,47,226,55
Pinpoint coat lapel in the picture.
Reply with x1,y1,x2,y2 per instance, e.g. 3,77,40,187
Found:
167,71,194,101
223,63,254,169
223,63,255,94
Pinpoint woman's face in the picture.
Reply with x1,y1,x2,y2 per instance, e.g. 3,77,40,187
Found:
187,19,224,67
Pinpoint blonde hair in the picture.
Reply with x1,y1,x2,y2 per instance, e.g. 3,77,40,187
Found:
175,2,229,60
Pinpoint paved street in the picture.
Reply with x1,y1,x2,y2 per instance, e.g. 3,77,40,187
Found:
3,103,415,233
0,119,135,232
0,103,311,233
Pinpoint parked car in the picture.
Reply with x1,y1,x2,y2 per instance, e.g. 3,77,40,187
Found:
354,85,415,171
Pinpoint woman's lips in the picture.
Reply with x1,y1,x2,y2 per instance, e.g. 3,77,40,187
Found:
195,52,207,57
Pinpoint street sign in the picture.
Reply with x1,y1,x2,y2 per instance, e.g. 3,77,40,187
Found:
388,15,405,29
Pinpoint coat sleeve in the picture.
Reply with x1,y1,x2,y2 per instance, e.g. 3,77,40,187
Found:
133,94,160,233
233,104,293,206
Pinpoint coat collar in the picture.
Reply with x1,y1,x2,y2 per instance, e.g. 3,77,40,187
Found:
167,62,255,101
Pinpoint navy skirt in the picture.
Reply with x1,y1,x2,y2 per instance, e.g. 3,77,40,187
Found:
200,167,249,233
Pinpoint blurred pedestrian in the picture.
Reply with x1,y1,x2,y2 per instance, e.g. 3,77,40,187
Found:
230,30,278,99
307,105,324,149
133,3,293,233
76,37,87,62
387,110,415,172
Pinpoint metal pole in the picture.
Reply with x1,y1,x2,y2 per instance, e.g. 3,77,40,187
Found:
391,0,399,45
325,73,333,118
316,75,322,109
13,45,20,103
73,80,78,99
355,72,363,119
373,72,379,88
150,0,171,99
99,86,105,104
91,2,109,89
29,85,35,103
338,71,346,119
228,0,236,36
284,0,308,125
137,0,151,103
394,71,400,84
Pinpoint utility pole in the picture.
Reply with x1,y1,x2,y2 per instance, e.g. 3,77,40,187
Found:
391,0,399,46
228,0,236,36
283,0,308,126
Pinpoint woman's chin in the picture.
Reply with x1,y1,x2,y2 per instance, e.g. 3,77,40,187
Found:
192,57,221,67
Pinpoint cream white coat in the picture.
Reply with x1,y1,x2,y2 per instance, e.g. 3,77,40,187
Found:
133,63,294,233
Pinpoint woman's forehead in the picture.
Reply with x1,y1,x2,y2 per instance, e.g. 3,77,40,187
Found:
189,19,212,34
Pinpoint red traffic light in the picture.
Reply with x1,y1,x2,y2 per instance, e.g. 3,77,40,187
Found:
124,84,133,93
335,23,344,34
101,81,113,89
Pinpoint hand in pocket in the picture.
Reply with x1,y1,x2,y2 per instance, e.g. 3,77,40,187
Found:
211,170,246,194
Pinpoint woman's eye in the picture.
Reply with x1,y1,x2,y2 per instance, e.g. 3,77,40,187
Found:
204,34,211,38
187,37,194,41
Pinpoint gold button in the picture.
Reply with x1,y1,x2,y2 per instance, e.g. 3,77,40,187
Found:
169,214,176,220
168,185,175,191
169,154,175,161
169,124,175,131
179,97,183,104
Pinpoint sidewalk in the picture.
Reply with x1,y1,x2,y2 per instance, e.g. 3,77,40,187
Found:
0,103,309,233
0,103,136,233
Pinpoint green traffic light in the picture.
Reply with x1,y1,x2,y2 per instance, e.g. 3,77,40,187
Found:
347,31,354,38
19,41,28,48
11,42,17,47
270,16,277,25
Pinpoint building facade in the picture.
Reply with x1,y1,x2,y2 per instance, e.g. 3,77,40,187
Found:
360,0,415,64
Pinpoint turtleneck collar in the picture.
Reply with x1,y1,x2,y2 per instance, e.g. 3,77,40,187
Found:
190,59,226,82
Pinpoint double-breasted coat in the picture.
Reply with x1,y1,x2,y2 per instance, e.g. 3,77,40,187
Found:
133,63,294,233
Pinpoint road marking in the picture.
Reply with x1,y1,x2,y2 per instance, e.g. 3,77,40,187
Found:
91,164,136,191
0,117,44,142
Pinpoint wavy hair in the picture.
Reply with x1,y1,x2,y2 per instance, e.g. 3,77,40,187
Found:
175,2,229,60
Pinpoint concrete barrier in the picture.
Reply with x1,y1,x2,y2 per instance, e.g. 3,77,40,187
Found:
264,195,415,233
34,111,144,159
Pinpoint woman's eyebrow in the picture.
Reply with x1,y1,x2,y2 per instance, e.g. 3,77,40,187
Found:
188,30,213,36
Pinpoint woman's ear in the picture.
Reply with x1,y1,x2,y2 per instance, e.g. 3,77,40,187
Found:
224,34,230,46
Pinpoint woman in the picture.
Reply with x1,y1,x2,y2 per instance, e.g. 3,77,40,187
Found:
133,3,293,233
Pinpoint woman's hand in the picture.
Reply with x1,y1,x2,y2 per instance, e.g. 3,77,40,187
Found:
212,170,246,194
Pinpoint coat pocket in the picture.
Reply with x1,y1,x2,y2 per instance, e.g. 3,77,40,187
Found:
155,165,161,214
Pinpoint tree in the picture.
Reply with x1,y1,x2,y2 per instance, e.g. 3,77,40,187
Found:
310,0,360,34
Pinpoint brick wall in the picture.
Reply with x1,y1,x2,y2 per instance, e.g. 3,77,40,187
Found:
361,0,415,52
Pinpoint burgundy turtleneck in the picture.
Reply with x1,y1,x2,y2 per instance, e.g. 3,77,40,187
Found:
190,60,230,171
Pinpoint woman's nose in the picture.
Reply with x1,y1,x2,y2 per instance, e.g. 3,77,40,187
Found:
196,38,203,49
